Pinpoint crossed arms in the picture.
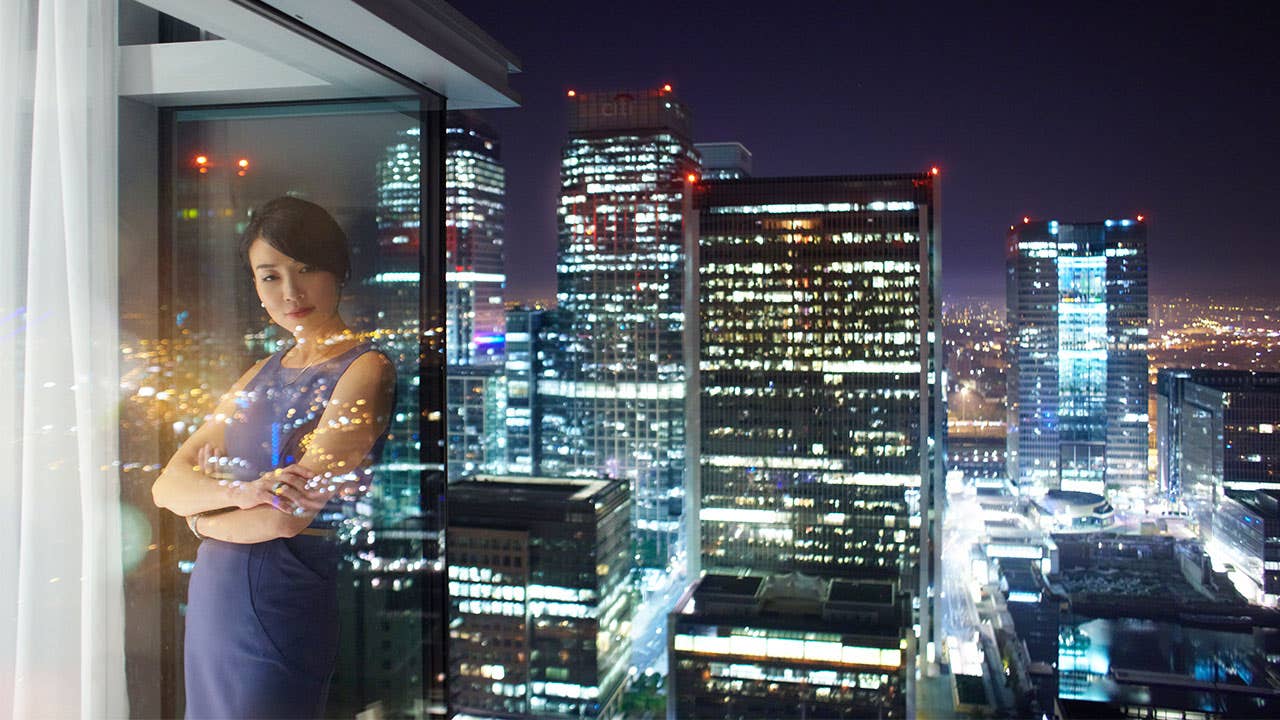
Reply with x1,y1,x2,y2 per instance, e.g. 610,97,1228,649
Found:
151,351,395,543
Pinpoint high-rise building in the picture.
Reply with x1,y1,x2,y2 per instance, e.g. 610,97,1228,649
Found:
1005,218,1149,501
694,173,945,665
504,306,544,475
447,365,508,482
1157,369,1280,543
694,141,752,179
447,476,632,719
1212,489,1280,607
370,125,433,520
446,111,506,366
669,573,908,719
539,87,700,576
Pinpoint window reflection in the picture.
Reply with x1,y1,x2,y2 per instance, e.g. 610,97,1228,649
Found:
120,99,443,718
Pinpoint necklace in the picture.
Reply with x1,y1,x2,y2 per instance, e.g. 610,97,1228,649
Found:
282,352,322,386
282,332,357,386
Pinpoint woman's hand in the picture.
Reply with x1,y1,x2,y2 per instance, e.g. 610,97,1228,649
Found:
227,465,317,511
194,443,230,479
259,464,334,518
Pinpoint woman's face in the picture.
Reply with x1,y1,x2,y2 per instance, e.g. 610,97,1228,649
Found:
248,238,342,337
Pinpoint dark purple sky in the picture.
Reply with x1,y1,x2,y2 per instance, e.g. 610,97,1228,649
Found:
455,0,1280,304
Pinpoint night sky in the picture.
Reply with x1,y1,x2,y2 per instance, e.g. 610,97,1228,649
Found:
455,0,1280,304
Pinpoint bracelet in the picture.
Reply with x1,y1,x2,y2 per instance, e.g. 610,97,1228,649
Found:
186,512,206,540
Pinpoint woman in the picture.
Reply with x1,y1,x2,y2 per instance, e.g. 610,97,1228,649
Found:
152,196,396,719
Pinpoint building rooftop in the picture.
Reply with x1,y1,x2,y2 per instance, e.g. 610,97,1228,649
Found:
463,474,615,502
1157,367,1280,393
1224,487,1280,518
683,573,902,631
828,580,896,605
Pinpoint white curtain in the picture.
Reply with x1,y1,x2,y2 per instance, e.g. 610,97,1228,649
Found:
0,0,128,717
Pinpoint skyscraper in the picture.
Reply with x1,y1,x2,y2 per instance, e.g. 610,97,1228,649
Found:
504,306,544,475
367,126,430,518
1156,368,1280,541
446,111,506,366
540,87,700,577
447,476,632,719
1005,218,1149,502
694,172,945,674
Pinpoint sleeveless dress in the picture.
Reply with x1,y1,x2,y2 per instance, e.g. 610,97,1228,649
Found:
184,341,392,719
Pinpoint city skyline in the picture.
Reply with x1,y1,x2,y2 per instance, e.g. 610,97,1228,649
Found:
457,0,1279,303
16,1,1280,718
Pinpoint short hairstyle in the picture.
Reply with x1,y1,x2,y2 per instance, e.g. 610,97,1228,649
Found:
240,196,351,284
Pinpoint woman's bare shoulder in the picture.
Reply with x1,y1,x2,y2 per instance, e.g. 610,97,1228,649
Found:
344,348,396,383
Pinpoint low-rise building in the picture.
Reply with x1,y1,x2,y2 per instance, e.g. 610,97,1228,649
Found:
669,573,908,719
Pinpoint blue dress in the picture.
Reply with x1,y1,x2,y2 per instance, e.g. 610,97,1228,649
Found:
184,341,391,719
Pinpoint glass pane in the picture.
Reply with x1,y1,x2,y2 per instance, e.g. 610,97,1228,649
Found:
120,97,445,718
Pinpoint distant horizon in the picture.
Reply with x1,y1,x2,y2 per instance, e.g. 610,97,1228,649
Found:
505,288,1280,309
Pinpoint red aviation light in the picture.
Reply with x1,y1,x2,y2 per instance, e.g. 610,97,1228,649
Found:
930,166,940,176
1023,216,1030,224
661,83,673,93
566,89,577,97
1137,214,1145,222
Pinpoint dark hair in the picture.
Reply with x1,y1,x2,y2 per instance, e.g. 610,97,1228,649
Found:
240,196,351,284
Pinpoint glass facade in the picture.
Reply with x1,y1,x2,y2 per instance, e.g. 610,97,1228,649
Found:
1006,220,1149,501
116,96,449,717
447,477,632,719
1157,369,1228,538
445,112,507,366
504,307,544,475
447,365,509,481
539,87,700,578
695,174,945,658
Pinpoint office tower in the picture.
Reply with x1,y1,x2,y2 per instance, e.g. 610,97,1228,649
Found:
447,476,632,719
1213,489,1280,607
669,574,908,719
695,173,944,660
447,365,508,481
446,111,507,366
1157,369,1280,539
694,141,752,179
1005,218,1149,501
369,125,433,519
540,86,700,575
505,306,544,475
